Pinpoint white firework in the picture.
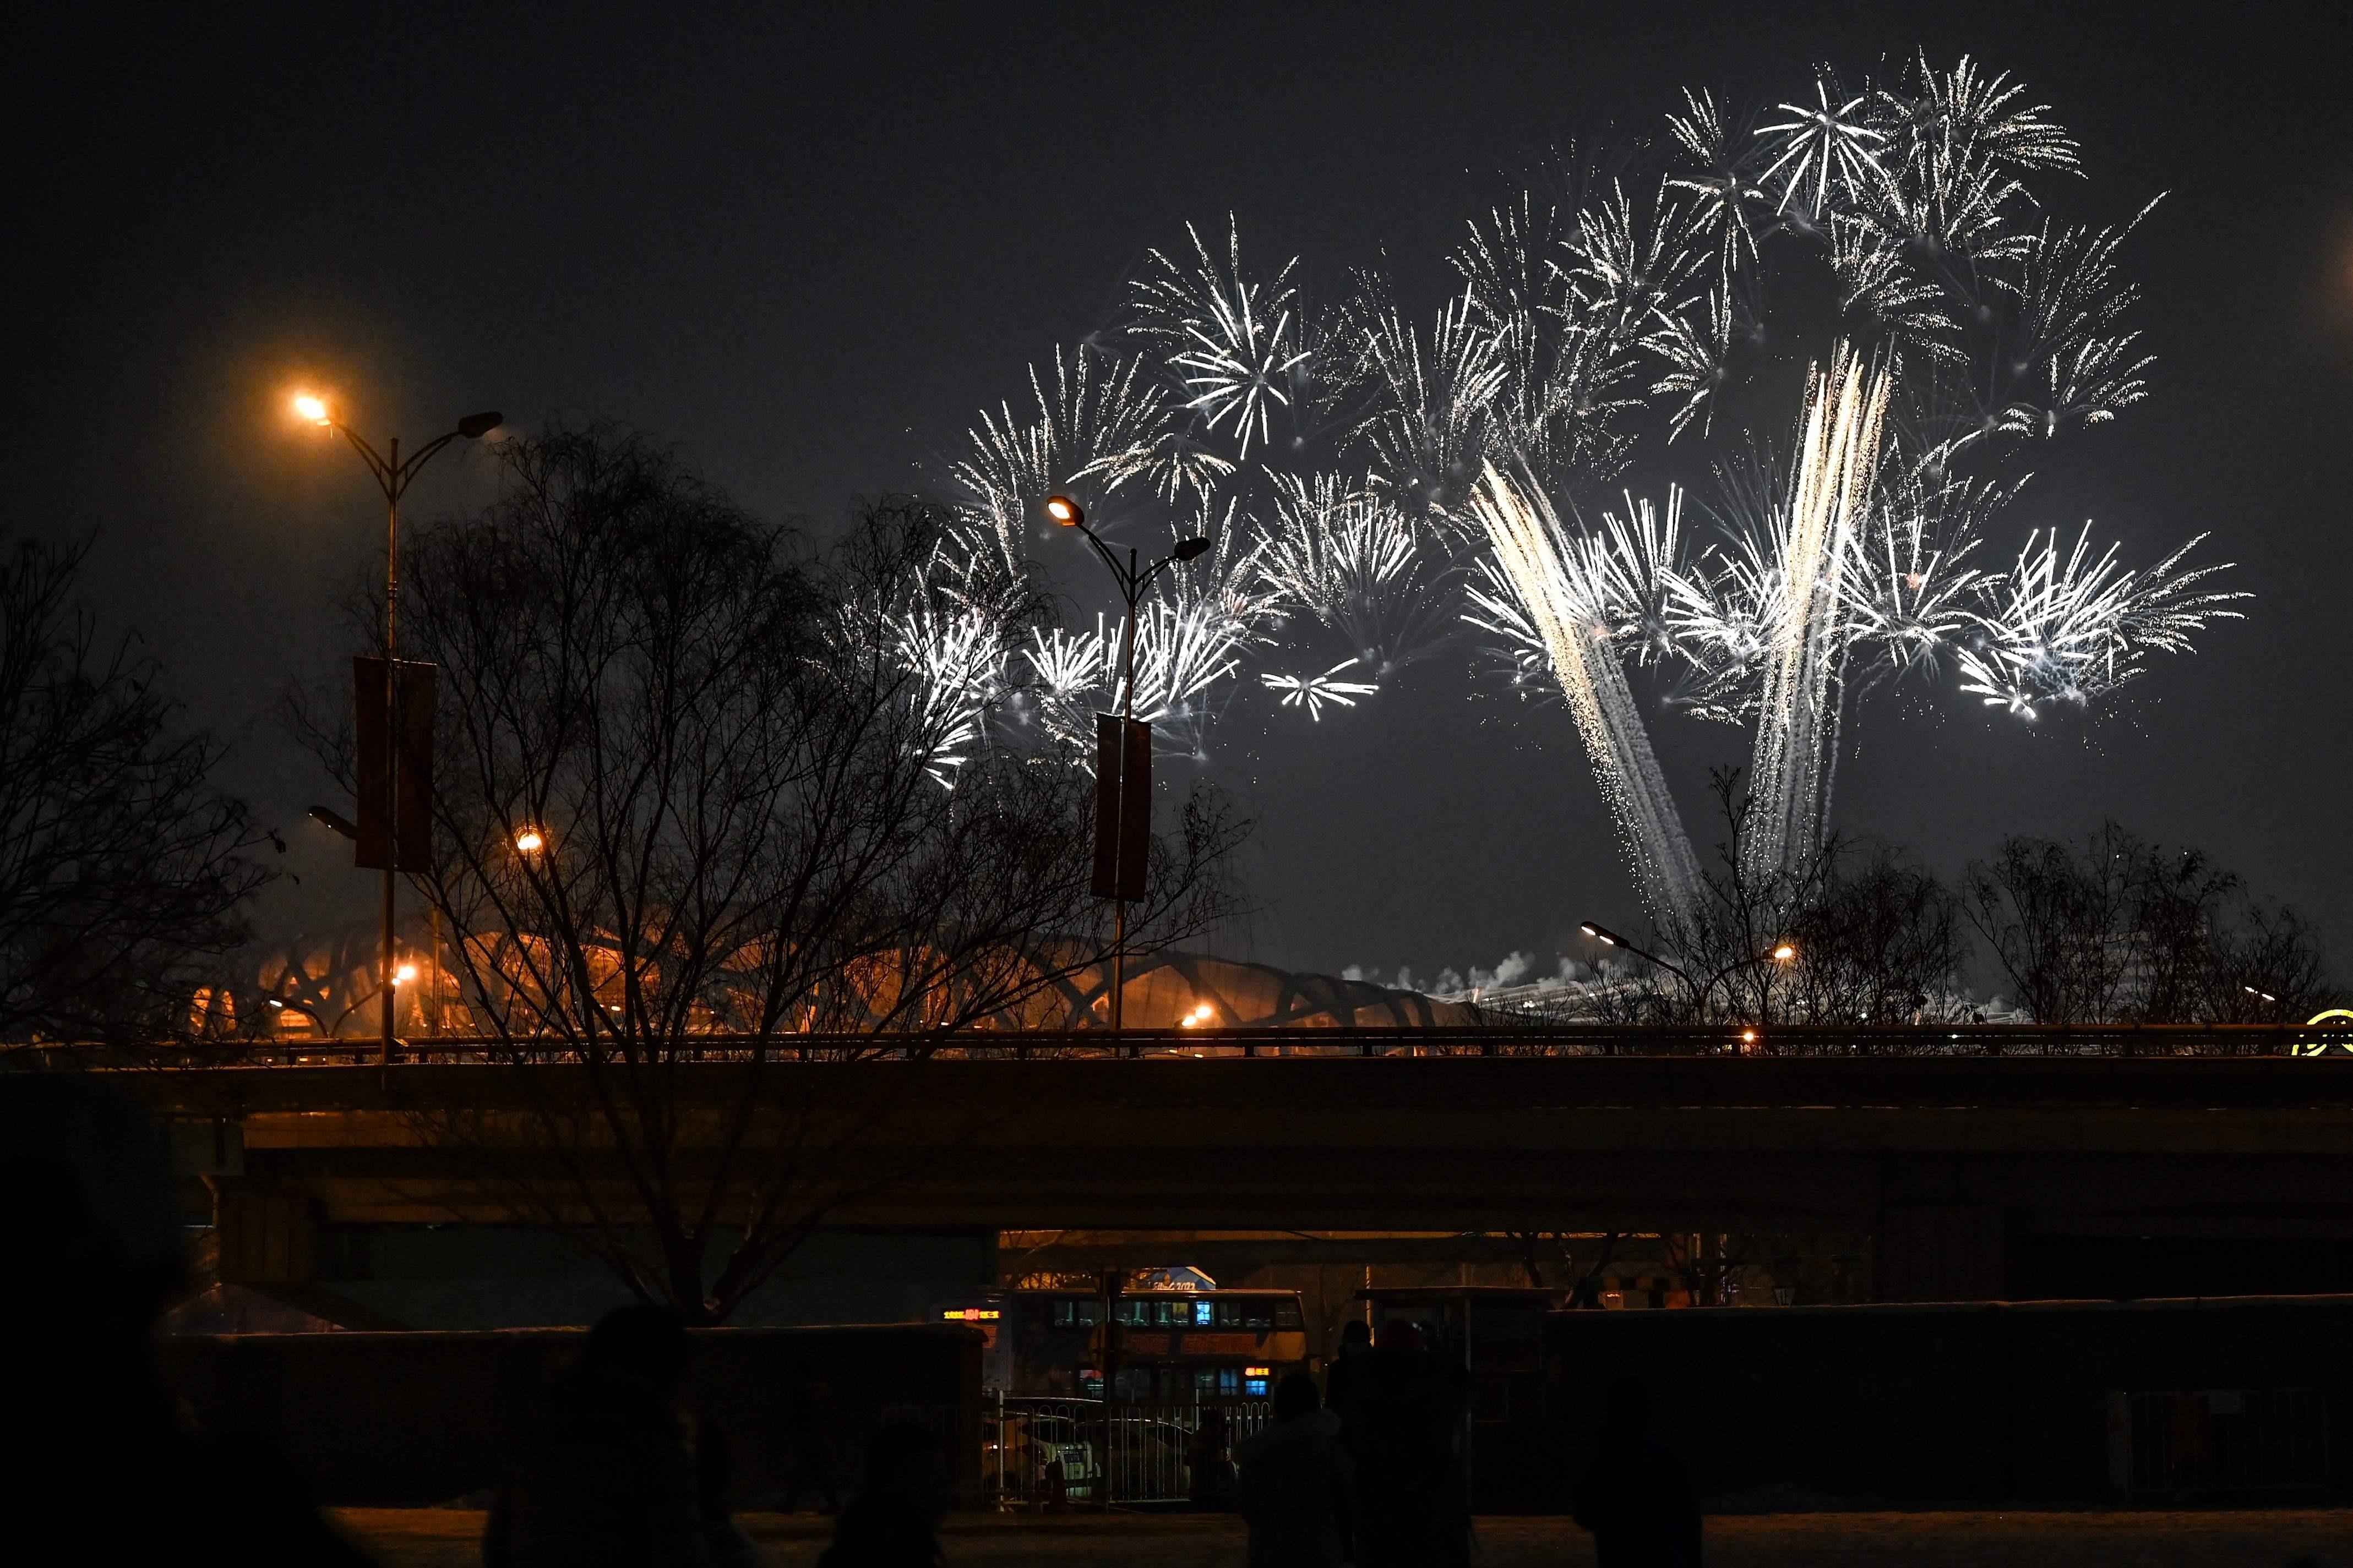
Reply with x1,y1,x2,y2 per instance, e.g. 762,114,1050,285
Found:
1644,283,1737,440
1838,468,2000,687
1970,200,2161,444
1131,216,1309,460
1259,472,1461,677
890,599,1008,783
1959,525,2245,715
933,54,2242,927
1020,619,1113,753
1567,181,1707,348
1756,72,1893,223
1350,286,1512,518
1261,660,1381,720
1664,88,1765,289
949,347,1172,565
1825,216,1961,354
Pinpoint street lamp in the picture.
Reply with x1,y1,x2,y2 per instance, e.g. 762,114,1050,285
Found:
296,393,501,1064
1048,495,1210,1030
1579,919,1798,1037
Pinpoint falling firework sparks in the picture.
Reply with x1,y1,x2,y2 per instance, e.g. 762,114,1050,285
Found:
1467,463,1703,929
1742,346,1892,884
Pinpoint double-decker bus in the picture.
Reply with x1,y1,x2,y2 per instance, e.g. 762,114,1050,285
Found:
942,1287,1311,1399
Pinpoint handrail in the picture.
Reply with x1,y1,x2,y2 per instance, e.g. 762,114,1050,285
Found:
3,1021,2337,1070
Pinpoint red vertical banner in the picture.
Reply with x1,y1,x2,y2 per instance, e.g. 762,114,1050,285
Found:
354,656,392,870
354,656,437,873
1091,714,1121,899
394,661,435,873
1116,718,1150,902
1089,714,1153,903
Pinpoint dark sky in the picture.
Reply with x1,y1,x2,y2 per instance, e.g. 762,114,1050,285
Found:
13,2,2351,987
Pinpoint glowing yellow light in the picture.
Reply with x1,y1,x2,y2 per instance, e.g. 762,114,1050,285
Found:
514,827,545,854
1741,1028,1757,1043
1772,943,1796,962
1180,1002,1214,1028
395,963,418,984
1044,495,1081,525
293,394,331,426
2292,1009,2353,1057
1244,1365,1270,1376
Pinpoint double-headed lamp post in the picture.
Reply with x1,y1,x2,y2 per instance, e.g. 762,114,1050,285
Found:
1579,920,1796,1039
295,394,501,1064
1044,495,1211,1030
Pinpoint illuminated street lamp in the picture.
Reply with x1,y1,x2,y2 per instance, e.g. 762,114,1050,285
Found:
513,826,546,855
1047,495,1211,1031
1578,919,1799,1037
295,392,501,1065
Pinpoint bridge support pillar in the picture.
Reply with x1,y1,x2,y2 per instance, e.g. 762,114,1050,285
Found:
208,1176,320,1286
1874,1205,2009,1303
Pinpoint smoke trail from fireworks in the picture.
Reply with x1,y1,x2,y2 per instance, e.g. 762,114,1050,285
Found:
1743,345,1891,885
1467,463,1702,929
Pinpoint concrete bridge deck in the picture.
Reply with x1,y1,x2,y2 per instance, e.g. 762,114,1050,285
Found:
85,1045,2353,1300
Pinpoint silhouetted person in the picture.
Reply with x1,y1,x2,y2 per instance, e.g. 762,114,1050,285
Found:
1349,1322,1470,1568
1322,1319,1373,1434
696,1418,760,1568
487,1304,710,1567
1235,1372,1354,1568
5,1075,374,1565
819,1421,946,1568
783,1353,846,1512
1572,1375,1702,1568
1189,1403,1238,1509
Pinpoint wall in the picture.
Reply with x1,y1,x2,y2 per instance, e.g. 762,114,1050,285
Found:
1545,1295,2353,1505
156,1324,983,1507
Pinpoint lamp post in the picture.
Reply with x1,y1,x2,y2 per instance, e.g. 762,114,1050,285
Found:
1045,495,1210,1030
1579,920,1796,1036
295,395,500,1064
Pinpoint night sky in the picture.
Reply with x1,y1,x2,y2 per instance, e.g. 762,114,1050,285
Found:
13,3,2351,987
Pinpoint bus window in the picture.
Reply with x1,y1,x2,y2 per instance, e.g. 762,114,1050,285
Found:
1051,1298,1102,1327
1275,1302,1303,1328
1117,1301,1149,1326
1194,1299,1213,1327
1156,1301,1190,1326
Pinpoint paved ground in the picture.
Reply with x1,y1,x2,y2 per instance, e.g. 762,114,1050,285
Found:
339,1507,2353,1566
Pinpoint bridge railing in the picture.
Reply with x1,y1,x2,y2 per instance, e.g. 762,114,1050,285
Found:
3,1021,2338,1069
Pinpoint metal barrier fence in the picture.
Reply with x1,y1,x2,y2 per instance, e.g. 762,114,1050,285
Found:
9,1021,2343,1069
2107,1389,2330,1496
885,1395,1271,1509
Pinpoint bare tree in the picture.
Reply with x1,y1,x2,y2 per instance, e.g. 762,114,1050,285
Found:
298,428,1243,1320
1580,769,1969,1030
1785,845,1969,1026
0,536,274,1042
1963,822,2336,1023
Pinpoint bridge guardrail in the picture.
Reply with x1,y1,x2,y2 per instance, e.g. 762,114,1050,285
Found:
2,1020,2343,1069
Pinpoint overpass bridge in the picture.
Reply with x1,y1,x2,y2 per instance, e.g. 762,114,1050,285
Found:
74,1024,2353,1303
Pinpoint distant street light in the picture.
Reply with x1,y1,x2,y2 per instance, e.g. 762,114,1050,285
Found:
295,393,501,1065
514,827,546,855
1578,919,1798,1037
1048,495,1211,1031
